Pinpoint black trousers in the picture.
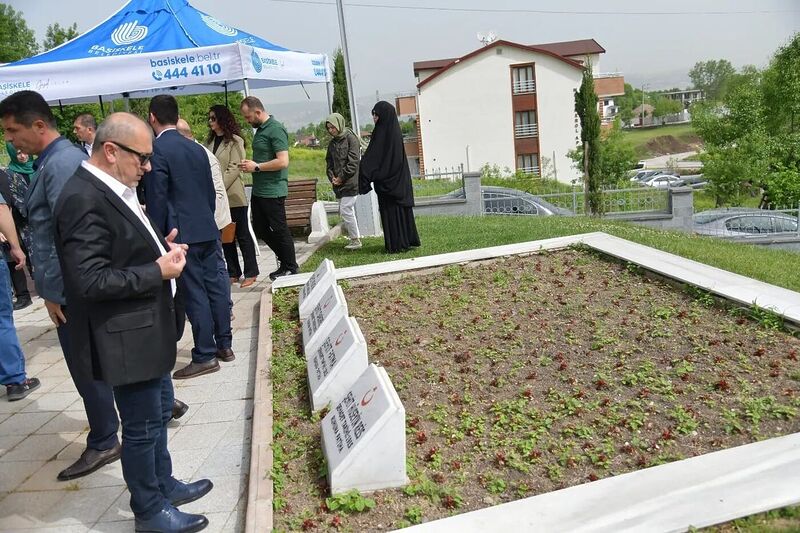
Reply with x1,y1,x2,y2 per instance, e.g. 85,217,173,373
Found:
222,206,259,279
251,196,297,271
6,262,29,301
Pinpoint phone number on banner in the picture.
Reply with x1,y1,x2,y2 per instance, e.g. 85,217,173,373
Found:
151,64,222,82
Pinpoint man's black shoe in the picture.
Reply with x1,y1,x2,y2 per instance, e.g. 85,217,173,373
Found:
165,479,214,507
269,266,298,281
134,504,208,533
13,298,32,311
57,442,122,481
172,359,220,380
6,377,40,401
172,399,189,420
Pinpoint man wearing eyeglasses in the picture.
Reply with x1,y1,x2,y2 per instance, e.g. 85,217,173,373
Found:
0,90,123,481
54,112,211,532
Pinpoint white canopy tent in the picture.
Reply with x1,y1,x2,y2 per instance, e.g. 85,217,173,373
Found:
0,0,331,104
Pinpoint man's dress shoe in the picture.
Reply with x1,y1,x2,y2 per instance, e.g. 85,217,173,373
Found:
215,348,235,362
171,399,189,420
172,360,220,380
57,442,122,481
165,479,214,507
134,504,208,533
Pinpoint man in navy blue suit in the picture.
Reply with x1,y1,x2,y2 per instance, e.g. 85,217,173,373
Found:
142,95,234,380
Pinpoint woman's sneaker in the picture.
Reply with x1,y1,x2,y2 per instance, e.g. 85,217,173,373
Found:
6,378,40,401
344,239,362,250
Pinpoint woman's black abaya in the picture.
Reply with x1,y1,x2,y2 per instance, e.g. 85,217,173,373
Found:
358,101,420,253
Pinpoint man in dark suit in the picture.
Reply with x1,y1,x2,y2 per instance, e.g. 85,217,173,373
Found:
142,95,234,379
55,112,212,533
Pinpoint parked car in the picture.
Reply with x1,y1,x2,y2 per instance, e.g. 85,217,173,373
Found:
630,169,662,183
442,186,572,216
644,174,685,188
693,208,799,237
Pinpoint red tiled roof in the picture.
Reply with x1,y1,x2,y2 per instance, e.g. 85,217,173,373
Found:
413,38,604,75
416,40,585,89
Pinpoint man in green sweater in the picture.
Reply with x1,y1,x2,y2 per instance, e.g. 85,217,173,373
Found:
238,96,298,280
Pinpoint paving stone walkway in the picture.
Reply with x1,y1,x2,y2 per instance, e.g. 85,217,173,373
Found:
0,240,313,532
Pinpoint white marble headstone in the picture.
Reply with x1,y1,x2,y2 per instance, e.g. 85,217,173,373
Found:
298,258,336,320
306,316,368,412
321,364,407,494
302,284,348,355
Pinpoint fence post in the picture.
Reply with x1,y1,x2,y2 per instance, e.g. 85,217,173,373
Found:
572,190,578,214
797,201,800,236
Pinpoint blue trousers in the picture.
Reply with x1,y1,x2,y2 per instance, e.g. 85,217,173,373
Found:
178,239,232,364
0,265,26,385
57,311,120,450
114,373,177,519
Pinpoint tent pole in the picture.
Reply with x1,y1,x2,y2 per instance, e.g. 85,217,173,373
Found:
326,80,332,114
98,95,106,118
122,92,130,112
58,100,64,115
243,79,250,97
224,81,228,107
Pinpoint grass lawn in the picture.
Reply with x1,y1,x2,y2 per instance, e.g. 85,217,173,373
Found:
303,215,800,294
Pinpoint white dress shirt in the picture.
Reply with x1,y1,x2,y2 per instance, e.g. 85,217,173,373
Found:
80,160,176,295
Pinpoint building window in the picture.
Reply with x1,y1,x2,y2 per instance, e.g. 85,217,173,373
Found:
514,110,538,138
517,153,540,176
512,66,535,94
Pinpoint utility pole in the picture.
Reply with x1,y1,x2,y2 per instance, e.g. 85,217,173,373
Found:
640,83,648,127
334,0,382,237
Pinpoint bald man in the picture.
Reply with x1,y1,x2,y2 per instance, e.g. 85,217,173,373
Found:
54,112,212,532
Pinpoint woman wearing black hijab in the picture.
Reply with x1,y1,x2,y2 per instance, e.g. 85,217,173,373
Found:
359,101,421,253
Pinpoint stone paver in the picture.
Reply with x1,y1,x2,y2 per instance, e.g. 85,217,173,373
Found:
0,240,314,532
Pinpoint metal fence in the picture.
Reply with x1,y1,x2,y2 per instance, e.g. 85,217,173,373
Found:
692,205,800,239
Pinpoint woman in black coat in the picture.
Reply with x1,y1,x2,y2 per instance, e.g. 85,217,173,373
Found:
358,101,420,253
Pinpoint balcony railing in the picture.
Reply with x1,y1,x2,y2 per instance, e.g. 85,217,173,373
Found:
514,123,538,138
512,79,536,94
517,165,540,176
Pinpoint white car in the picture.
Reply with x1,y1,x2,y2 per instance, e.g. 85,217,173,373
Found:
644,174,685,188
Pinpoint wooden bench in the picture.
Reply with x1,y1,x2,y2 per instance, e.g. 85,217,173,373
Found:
286,178,318,233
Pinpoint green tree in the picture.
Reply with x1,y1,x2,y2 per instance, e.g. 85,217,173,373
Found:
575,65,602,214
42,22,79,51
569,119,636,187
651,95,683,118
688,59,736,101
331,48,352,127
0,4,39,62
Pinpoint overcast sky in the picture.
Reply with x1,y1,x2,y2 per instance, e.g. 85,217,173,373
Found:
8,0,800,127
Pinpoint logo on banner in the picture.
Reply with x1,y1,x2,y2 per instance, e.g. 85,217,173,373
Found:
311,58,327,78
201,15,238,37
111,21,149,46
251,49,263,73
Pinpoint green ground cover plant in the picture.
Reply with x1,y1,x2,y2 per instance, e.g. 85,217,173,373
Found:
304,215,800,294
272,250,800,531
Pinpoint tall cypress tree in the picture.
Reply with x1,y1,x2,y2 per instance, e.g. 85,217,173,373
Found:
575,64,602,215
331,48,352,127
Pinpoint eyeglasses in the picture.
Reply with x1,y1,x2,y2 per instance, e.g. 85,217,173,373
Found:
208,116,217,122
107,141,152,166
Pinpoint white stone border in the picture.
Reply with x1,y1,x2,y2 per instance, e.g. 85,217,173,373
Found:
273,232,800,325
263,232,800,531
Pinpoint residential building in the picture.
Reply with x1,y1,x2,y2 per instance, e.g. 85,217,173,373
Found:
396,39,624,182
661,88,704,108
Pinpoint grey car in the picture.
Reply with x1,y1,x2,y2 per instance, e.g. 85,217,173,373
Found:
693,208,799,237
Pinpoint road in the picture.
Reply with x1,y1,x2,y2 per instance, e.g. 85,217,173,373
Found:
643,151,702,170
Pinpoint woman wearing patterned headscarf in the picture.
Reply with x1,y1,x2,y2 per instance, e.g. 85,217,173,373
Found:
325,112,362,249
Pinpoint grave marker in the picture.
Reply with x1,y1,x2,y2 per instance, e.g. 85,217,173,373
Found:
302,284,348,355
321,364,407,494
306,316,368,412
298,258,336,320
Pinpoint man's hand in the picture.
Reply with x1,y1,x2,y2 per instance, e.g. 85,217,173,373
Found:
9,245,25,270
164,228,189,253
332,176,342,186
45,300,66,326
156,247,186,280
238,159,258,173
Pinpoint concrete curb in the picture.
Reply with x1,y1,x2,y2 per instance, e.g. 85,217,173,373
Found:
244,230,338,533
244,288,274,533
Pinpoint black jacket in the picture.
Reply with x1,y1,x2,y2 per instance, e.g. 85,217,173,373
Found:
54,166,178,387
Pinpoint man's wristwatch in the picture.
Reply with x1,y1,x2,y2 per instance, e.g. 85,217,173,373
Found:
254,163,260,172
